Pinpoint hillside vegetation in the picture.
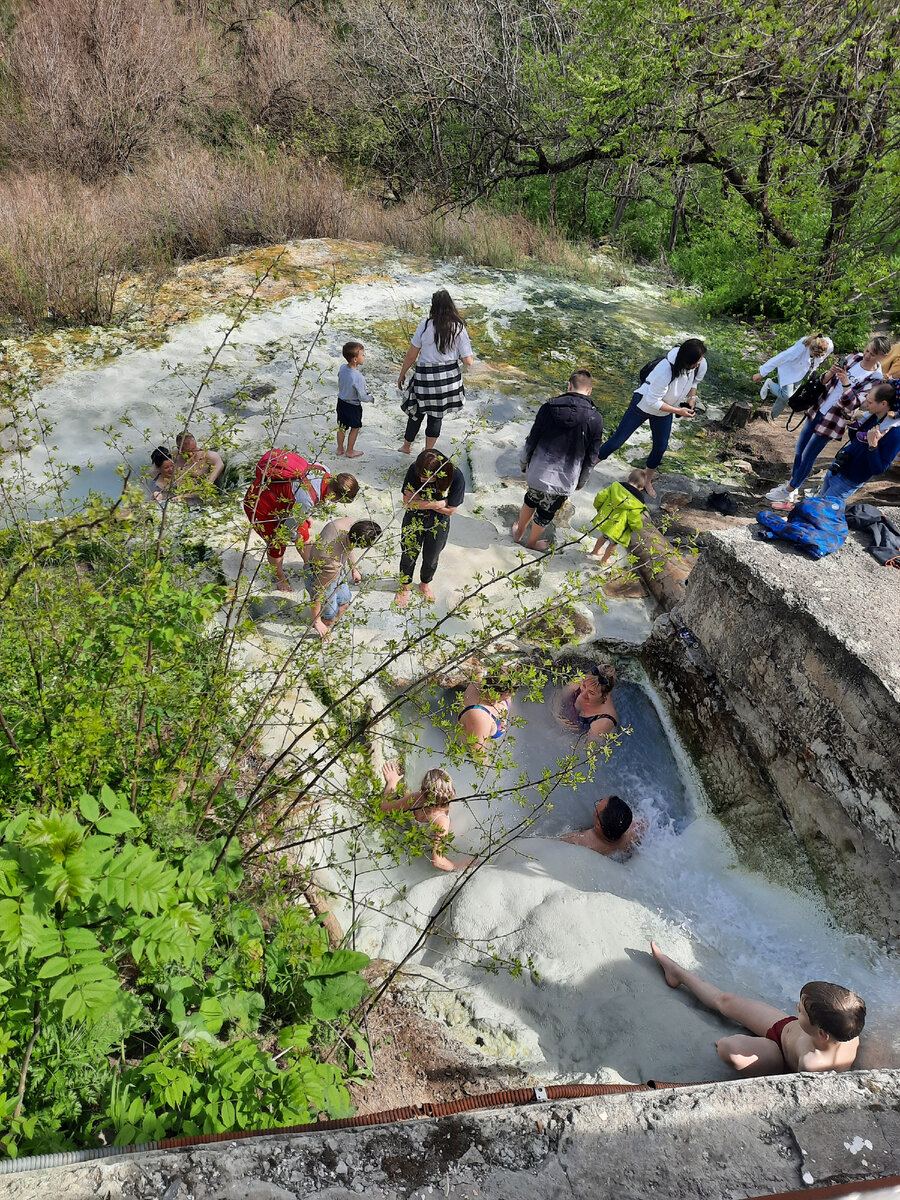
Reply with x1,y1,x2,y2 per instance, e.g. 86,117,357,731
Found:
0,0,897,338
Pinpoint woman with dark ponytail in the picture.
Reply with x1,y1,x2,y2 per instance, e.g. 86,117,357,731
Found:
594,338,707,496
397,290,475,453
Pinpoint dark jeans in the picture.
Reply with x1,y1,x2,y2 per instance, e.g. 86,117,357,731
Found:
596,392,674,470
399,511,450,584
404,410,443,443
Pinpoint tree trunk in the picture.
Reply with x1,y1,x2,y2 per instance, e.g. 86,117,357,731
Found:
666,173,688,253
610,162,635,233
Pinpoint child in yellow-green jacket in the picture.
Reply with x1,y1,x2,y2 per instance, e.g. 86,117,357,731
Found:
589,468,647,565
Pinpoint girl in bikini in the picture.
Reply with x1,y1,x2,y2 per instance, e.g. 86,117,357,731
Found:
558,664,619,741
456,673,513,755
380,762,475,872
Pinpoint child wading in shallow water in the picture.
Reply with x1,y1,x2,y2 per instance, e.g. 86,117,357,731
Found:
380,762,475,872
650,942,865,1075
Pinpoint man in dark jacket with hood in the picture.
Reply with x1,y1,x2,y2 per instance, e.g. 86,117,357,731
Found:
513,369,604,550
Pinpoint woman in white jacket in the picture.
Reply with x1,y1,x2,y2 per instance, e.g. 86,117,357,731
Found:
754,335,833,418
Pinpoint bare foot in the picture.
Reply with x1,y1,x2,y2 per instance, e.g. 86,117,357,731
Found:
336,447,346,457
345,449,364,459
418,582,435,602
644,481,657,499
399,443,413,454
529,539,550,551
588,550,602,558
511,522,521,543
650,941,681,988
394,586,412,609
275,578,293,594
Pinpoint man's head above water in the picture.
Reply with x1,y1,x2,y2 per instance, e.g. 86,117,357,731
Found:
593,795,634,843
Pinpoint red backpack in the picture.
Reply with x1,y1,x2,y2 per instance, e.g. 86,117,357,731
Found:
254,449,309,481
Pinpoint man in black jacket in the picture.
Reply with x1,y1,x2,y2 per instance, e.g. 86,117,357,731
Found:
513,369,604,550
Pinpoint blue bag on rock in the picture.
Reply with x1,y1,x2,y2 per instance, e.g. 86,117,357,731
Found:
756,497,848,559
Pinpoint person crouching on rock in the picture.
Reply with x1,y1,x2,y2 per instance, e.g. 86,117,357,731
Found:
380,762,475,872
304,517,382,638
560,795,645,857
244,448,359,593
650,943,865,1075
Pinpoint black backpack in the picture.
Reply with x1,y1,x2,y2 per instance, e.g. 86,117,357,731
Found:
639,355,666,384
784,374,827,430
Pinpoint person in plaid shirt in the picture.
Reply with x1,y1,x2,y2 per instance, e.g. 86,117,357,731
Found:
766,336,890,504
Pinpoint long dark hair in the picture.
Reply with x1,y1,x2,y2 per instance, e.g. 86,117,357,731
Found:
414,448,454,495
429,290,465,355
672,338,707,379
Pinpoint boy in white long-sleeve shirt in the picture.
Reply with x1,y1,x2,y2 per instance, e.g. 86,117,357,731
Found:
337,341,375,458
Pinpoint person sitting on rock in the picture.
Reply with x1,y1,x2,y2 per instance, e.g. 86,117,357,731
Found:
174,431,225,500
380,762,475,872
149,446,175,503
456,671,514,754
556,664,619,742
650,942,865,1076
560,794,644,856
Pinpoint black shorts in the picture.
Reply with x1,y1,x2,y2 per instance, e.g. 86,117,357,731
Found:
524,487,567,527
336,399,363,430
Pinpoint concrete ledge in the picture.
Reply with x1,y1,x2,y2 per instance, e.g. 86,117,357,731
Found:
2,1070,899,1200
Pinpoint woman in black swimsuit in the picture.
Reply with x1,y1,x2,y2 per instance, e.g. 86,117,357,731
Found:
560,664,619,739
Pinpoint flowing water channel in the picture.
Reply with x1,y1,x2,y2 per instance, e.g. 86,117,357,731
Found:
4,239,898,1084
337,670,900,1083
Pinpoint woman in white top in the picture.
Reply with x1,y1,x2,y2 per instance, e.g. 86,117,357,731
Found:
594,338,707,497
397,290,475,453
754,335,833,419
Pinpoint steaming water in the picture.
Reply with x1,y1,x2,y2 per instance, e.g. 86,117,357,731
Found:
341,674,900,1081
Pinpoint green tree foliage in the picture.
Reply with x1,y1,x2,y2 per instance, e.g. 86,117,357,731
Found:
347,0,899,330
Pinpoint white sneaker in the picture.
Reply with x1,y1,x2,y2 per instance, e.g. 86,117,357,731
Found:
765,482,798,503
759,379,771,401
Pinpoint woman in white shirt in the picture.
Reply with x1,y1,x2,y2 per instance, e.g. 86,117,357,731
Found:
397,290,475,453
754,335,833,418
594,338,707,497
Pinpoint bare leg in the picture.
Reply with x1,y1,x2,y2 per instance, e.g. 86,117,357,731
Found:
395,585,412,609
525,521,550,551
400,441,413,454
336,430,346,456
345,428,363,458
418,582,435,602
589,537,607,557
513,503,536,543
715,1033,786,1076
643,468,657,499
424,435,438,450
600,543,617,565
650,942,789,1035
269,554,292,593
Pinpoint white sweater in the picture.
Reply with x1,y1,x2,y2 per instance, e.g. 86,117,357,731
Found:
636,348,708,415
759,337,834,387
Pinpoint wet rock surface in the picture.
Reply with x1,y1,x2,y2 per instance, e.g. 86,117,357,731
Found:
647,523,900,942
3,1071,899,1199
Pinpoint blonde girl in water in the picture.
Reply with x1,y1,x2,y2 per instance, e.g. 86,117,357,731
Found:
380,762,475,872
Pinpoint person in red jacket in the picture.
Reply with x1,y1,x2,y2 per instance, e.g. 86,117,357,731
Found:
243,450,359,592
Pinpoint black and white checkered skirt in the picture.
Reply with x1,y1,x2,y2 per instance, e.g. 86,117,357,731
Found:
403,361,465,417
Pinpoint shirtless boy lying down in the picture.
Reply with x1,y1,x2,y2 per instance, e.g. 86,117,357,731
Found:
651,942,865,1075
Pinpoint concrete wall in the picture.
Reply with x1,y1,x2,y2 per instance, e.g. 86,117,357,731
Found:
645,526,900,942
2,1071,898,1200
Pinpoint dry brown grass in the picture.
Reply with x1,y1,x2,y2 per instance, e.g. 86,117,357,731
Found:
0,145,614,328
